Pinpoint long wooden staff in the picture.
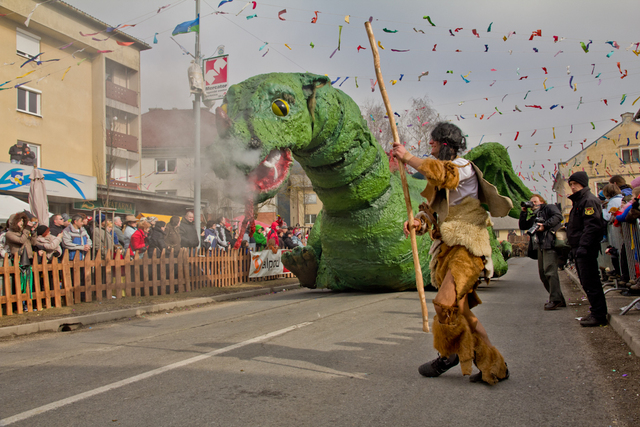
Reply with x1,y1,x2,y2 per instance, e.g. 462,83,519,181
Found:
365,22,430,333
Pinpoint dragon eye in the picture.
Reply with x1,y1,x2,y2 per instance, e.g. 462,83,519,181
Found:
271,99,289,117
221,103,228,114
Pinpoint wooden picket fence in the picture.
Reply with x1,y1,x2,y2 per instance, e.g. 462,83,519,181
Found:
0,248,294,317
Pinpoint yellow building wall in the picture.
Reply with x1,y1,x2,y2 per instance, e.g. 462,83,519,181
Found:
556,113,640,217
0,0,145,186
0,21,94,176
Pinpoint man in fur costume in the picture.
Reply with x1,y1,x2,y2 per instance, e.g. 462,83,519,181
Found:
393,123,512,385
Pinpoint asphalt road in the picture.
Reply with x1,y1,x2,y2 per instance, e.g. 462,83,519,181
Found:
0,258,624,426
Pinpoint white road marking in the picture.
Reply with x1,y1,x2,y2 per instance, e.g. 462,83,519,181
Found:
0,322,312,426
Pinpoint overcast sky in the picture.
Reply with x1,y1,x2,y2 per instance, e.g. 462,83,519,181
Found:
64,0,640,200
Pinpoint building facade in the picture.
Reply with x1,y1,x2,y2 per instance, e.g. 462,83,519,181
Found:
0,0,149,213
553,112,640,220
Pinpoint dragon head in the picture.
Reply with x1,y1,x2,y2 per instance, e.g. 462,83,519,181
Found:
213,72,331,203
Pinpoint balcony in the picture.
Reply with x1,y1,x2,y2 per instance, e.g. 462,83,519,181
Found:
106,80,138,107
109,179,139,190
106,130,138,152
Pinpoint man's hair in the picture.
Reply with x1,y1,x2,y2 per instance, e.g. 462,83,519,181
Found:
603,183,621,198
71,214,83,223
609,175,626,187
53,214,62,220
169,216,181,227
114,216,122,223
531,194,546,204
431,122,467,161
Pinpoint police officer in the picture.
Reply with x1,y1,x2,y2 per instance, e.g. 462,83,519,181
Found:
519,194,565,310
566,172,608,327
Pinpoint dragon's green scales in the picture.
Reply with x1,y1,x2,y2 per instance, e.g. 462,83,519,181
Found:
214,72,531,291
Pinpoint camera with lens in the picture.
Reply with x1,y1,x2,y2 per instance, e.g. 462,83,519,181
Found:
526,217,544,236
521,201,535,209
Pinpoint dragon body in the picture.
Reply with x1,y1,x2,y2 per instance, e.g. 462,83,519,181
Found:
214,72,530,292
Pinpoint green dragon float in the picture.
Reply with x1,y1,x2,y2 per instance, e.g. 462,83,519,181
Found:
213,72,531,292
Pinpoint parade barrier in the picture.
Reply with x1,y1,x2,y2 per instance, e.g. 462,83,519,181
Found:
0,248,294,316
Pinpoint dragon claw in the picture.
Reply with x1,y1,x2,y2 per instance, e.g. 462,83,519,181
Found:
282,246,319,288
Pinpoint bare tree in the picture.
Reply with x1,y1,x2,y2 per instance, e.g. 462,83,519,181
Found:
360,95,439,158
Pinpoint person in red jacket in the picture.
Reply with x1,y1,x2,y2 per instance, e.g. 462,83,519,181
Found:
130,221,151,258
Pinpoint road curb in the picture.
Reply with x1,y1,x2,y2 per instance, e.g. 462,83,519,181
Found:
0,283,302,339
564,268,640,357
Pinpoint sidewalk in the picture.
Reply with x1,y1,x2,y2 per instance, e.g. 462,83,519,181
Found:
563,267,640,357
0,278,302,338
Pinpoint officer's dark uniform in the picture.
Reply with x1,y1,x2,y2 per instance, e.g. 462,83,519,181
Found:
567,178,608,323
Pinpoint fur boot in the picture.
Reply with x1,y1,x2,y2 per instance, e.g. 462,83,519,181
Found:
472,332,508,385
432,303,474,375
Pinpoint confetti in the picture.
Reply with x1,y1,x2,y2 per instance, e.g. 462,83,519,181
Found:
423,16,436,26
278,9,286,20
383,28,398,33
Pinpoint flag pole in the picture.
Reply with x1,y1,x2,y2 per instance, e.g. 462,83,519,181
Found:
193,0,202,248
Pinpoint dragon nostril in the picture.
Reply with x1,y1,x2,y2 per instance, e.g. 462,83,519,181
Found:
249,138,262,149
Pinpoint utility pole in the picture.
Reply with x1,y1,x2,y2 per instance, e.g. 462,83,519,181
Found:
193,0,201,247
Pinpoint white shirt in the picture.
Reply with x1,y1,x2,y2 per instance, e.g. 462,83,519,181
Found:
448,158,478,206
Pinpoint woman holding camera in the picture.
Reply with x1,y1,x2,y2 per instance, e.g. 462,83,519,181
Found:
519,195,565,310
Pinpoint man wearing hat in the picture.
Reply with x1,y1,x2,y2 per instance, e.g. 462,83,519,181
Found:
567,171,608,327
122,215,138,254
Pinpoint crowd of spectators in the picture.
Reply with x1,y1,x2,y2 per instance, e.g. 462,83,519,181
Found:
0,208,310,312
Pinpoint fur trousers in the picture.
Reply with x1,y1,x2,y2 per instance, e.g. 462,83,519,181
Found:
432,303,508,385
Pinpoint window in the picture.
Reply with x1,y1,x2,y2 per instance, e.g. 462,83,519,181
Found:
156,190,177,196
16,28,40,58
156,159,177,173
305,214,317,224
304,193,317,204
17,86,41,116
621,149,639,164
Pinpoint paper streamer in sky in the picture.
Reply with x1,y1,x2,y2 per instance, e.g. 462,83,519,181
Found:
345,15,350,23
580,40,592,53
329,48,338,58
338,25,343,50
153,33,158,44
383,28,398,33
218,0,234,7
246,14,256,19
461,75,470,83
16,70,35,79
24,2,40,27
61,66,72,81
423,16,436,26
391,49,410,52
59,42,73,50
472,29,479,38
487,22,493,32
259,42,268,51
278,9,286,20
20,53,43,68
311,11,319,23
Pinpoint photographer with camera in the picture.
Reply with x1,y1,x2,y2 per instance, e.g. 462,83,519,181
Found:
519,194,566,310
